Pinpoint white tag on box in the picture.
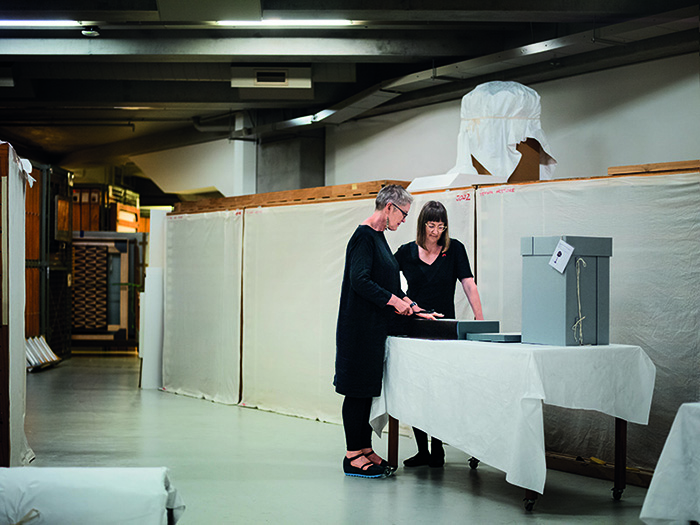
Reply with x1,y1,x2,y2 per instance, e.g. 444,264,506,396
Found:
549,239,574,273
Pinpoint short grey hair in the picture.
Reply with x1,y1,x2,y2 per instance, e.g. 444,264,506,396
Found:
375,184,413,210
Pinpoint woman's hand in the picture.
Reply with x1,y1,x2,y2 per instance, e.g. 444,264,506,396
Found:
388,295,413,315
415,311,444,320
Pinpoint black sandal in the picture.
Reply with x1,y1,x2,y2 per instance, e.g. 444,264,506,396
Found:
343,453,389,478
364,450,397,474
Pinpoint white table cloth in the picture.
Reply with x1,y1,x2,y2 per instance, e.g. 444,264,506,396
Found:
370,337,656,494
0,467,185,525
640,402,700,524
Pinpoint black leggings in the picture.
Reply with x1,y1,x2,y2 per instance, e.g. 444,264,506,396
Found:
413,427,443,454
342,396,374,451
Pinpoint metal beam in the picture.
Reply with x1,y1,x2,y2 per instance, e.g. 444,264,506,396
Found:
0,35,491,62
262,0,696,23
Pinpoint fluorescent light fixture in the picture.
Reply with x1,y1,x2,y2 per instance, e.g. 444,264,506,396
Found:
81,26,100,37
114,106,161,110
216,19,353,28
0,20,81,28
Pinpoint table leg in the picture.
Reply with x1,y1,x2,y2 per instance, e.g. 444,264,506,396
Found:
613,417,627,500
388,416,399,468
524,489,538,511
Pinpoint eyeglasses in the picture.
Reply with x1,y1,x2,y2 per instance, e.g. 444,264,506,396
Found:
392,203,409,220
425,222,446,232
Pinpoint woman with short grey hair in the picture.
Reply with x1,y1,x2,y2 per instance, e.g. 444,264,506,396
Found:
334,184,434,478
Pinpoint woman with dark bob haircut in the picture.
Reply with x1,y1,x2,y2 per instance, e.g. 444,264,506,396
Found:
335,184,438,478
394,199,484,468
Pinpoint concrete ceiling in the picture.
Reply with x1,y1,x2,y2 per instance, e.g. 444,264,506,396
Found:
0,1,697,174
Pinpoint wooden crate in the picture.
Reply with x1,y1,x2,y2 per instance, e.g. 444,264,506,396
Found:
110,203,140,233
171,180,410,215
608,159,700,177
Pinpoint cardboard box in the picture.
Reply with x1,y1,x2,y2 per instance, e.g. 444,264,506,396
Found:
472,138,541,183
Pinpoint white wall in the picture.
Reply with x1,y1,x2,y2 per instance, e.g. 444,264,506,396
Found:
325,105,460,185
326,53,700,185
538,54,700,178
131,138,256,197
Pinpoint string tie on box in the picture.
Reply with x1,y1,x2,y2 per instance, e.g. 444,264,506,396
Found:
572,257,587,345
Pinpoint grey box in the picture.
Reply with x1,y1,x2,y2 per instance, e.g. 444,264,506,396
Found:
456,320,500,339
406,319,499,340
521,236,612,346
465,332,522,343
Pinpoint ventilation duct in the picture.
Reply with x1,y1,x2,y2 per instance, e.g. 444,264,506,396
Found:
231,67,312,89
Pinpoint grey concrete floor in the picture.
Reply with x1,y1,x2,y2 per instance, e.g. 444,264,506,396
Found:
25,356,647,524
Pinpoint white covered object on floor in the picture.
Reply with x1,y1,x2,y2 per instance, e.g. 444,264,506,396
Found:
0,467,184,525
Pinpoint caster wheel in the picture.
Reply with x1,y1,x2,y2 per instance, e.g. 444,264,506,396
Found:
612,488,623,501
524,499,536,511
469,457,480,470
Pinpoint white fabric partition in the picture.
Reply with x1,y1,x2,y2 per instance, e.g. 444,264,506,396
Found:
241,189,476,422
475,172,700,469
163,211,243,404
241,199,366,422
140,209,168,390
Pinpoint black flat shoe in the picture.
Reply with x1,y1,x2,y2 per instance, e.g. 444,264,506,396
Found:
403,452,430,467
429,450,445,468
343,454,389,478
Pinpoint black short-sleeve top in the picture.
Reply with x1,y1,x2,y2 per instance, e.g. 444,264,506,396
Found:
394,239,473,319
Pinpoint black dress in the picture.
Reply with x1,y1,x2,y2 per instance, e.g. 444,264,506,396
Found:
394,239,473,319
335,225,404,398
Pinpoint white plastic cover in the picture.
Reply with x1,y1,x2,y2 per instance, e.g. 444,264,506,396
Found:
449,81,557,182
162,211,243,404
475,172,700,469
0,467,184,524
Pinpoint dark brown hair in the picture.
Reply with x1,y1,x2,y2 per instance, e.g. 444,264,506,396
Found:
416,200,450,251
